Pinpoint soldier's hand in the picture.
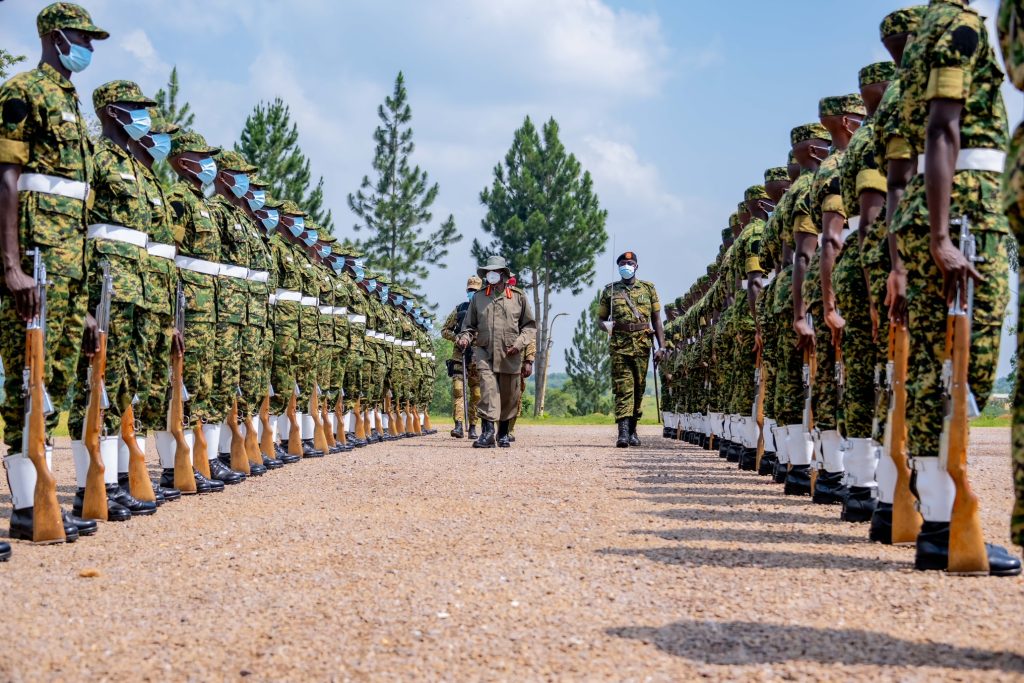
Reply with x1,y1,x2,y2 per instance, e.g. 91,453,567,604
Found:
885,267,908,324
931,235,981,309
505,345,520,356
753,330,763,355
172,329,185,357
793,317,815,351
654,348,667,363
521,361,534,378
82,312,99,360
5,265,38,322
456,337,469,350
824,308,845,345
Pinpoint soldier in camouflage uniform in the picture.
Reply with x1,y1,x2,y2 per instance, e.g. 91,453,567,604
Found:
340,252,369,446
361,272,387,443
889,0,1018,575
320,237,354,451
442,275,482,439
293,219,326,456
998,0,1024,557
596,251,666,448
0,2,109,548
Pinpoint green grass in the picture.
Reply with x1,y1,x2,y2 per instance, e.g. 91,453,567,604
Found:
970,415,1012,428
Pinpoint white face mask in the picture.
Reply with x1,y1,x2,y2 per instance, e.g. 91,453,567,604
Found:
485,271,502,285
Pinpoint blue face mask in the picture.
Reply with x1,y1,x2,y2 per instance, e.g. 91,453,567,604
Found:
56,30,92,73
395,295,404,306
379,285,389,301
467,290,475,301
286,216,304,237
259,209,279,231
618,264,636,280
189,157,217,186
351,265,365,283
228,172,250,198
112,106,152,141
366,280,377,293
317,244,330,259
146,133,171,162
301,230,317,247
247,189,266,211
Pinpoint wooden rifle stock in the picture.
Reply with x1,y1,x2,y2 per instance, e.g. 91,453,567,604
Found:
803,314,817,490
322,391,338,449
82,262,112,519
193,418,211,477
353,397,366,440
260,394,275,457
169,349,196,493
886,324,921,544
227,395,250,475
311,383,329,452
753,348,766,471
287,385,302,456
334,394,348,446
123,404,155,502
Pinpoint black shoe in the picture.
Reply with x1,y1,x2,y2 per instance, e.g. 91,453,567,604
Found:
869,502,893,544
738,448,757,471
302,439,325,458
758,452,777,477
9,507,79,542
702,435,714,451
159,468,202,494
915,521,1023,576
726,442,742,463
841,486,877,523
193,468,224,493
628,418,641,447
812,471,849,505
772,460,789,484
783,465,812,496
497,420,511,448
72,487,133,522
109,484,157,516
117,472,165,506
718,439,730,459
263,455,284,470
208,458,246,485
468,424,478,440
0,541,9,561
507,434,516,443
328,444,344,454
662,427,672,439
616,418,630,448
473,420,497,448
450,421,464,438
249,461,268,476
274,443,301,463
350,436,368,448
63,511,97,537
157,484,181,502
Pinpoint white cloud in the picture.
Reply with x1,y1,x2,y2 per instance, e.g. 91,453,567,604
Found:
579,136,684,218
118,28,169,76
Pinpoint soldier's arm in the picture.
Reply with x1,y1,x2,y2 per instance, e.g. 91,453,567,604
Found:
596,286,613,334
457,300,478,348
0,80,36,320
440,308,459,342
514,294,537,349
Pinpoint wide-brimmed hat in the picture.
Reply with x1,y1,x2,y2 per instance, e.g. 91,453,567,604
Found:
477,255,510,278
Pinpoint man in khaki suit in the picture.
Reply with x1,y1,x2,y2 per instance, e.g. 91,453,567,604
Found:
457,256,536,448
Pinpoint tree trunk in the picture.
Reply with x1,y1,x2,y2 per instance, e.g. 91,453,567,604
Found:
531,272,543,416
536,268,552,416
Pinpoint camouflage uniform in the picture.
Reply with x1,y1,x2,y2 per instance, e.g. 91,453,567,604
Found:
597,279,661,421
442,300,481,425
729,190,766,415
343,265,368,413
268,225,305,417
997,0,1024,547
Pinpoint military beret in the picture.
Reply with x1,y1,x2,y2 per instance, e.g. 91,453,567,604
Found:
616,251,638,264
170,130,219,156
744,185,769,202
92,80,155,111
280,200,308,218
819,94,866,117
37,2,108,39
880,6,925,40
790,123,832,146
764,167,788,183
859,61,898,88
147,107,179,135
216,150,257,174
721,227,732,242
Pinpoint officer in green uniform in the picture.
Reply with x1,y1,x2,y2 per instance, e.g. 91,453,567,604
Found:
442,275,483,439
0,2,109,549
890,0,1019,575
596,251,666,448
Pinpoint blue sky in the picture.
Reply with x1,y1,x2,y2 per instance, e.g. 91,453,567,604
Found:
1,0,1018,375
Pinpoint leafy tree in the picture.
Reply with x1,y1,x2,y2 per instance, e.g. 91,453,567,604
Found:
475,116,608,415
236,97,333,230
0,49,25,80
565,293,611,415
153,66,195,189
430,335,454,417
348,72,460,301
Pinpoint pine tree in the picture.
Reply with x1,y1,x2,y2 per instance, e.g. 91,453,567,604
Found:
236,98,333,231
565,293,611,416
348,72,460,300
153,66,195,189
475,116,608,415
0,49,25,80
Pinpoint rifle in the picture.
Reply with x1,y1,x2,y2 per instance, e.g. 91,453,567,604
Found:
260,385,276,457
22,249,64,543
884,323,921,544
802,313,817,490
753,348,766,471
311,381,329,452
227,389,250,474
81,261,113,520
123,394,155,502
943,216,988,574
287,381,302,456
169,282,196,493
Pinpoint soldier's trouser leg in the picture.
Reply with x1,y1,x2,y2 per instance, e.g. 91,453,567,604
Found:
268,332,298,418
611,353,647,421
474,360,502,422
451,366,465,422
1010,200,1024,548
468,362,481,424
183,320,219,425
239,324,266,417
138,309,174,433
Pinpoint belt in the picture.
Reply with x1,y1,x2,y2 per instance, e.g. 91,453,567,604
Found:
175,255,220,276
765,271,776,285
349,314,367,324
87,223,148,248
248,270,269,283
365,328,377,338
916,148,1006,175
614,322,650,333
275,289,301,302
318,305,333,315
18,173,88,201
268,294,278,305
385,334,396,343
848,216,860,233
146,241,176,260
334,306,348,316
375,331,386,340
219,264,248,279
300,296,319,307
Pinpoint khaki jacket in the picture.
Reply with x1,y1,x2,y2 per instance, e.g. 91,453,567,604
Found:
460,285,536,374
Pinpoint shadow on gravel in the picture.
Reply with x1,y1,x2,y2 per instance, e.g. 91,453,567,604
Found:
597,545,900,572
648,506,833,526
607,620,1024,672
629,526,863,546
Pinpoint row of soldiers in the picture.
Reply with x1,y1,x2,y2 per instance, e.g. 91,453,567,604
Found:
658,1,1024,575
0,3,439,561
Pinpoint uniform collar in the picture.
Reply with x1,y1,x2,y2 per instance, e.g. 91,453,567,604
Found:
37,62,75,91
99,135,134,163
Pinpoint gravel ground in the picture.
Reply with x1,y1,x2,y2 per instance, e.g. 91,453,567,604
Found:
1,426,1022,682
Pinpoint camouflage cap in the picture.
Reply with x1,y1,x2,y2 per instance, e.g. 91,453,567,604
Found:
216,150,257,174
787,149,797,165
819,94,866,117
261,193,285,209
880,6,925,40
466,275,483,291
744,185,769,202
674,296,685,309
858,61,898,88
280,200,308,218
764,167,788,183
728,212,738,228
171,130,220,156
318,232,338,245
147,107,179,135
92,80,156,111
736,201,748,215
790,123,832,146
249,175,270,188
37,2,109,39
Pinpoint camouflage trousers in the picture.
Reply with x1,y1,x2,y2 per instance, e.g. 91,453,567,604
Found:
862,217,892,438
296,334,319,409
344,353,364,405
0,268,88,450
728,299,757,415
240,323,270,416
269,331,298,416
757,278,779,421
136,308,174,433
611,349,649,420
327,347,348,406
1002,166,1024,545
772,268,803,425
212,321,242,421
893,172,1009,462
451,359,481,423
833,235,875,437
183,320,218,425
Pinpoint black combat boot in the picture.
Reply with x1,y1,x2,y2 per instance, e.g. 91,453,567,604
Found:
726,442,742,463
160,468,202,494
193,468,224,493
914,521,1022,576
783,465,812,496
9,507,81,542
616,419,630,448
738,447,757,471
628,417,641,447
0,541,10,560
276,442,301,464
302,439,325,457
468,423,478,440
497,421,511,448
117,472,165,507
841,486,877,522
450,421,464,438
64,511,97,536
249,460,268,476
263,454,284,470
868,502,893,544
758,452,777,477
718,438,730,459
812,471,849,505
109,483,157,516
473,420,496,448
772,459,789,484
72,487,132,522
209,458,246,484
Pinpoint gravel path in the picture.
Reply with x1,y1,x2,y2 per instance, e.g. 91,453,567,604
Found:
1,426,1022,681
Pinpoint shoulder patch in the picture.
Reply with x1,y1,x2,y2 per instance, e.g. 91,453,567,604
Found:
950,25,979,58
2,98,28,125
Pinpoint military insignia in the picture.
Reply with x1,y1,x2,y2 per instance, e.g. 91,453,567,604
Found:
61,111,76,123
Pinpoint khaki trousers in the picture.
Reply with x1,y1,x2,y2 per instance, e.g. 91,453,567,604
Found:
475,359,522,422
